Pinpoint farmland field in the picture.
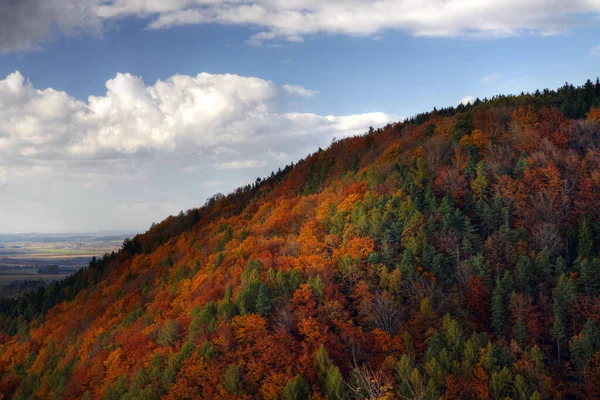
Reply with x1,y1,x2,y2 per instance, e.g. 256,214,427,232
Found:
0,232,136,297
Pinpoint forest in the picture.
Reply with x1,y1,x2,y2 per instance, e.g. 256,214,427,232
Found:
1,79,600,399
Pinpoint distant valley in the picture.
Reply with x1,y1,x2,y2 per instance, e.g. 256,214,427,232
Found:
0,232,134,298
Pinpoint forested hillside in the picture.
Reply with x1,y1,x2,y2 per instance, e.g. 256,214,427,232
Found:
2,79,600,399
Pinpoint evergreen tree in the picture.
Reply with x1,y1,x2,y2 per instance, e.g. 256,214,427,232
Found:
579,258,600,296
282,375,310,400
570,320,600,371
577,215,593,259
491,272,513,336
314,345,345,400
255,284,272,316
222,364,244,395
551,274,576,362
515,152,529,177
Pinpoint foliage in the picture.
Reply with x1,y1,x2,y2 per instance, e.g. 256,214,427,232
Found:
2,77,600,399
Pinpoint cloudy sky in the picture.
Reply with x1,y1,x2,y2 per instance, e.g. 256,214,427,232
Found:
0,1,599,233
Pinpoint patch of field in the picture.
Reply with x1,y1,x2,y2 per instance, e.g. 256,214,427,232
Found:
0,231,134,288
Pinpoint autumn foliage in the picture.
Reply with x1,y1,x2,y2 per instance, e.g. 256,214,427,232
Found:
2,79,600,399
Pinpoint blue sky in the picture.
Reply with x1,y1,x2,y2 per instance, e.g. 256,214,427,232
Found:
3,22,599,116
0,1,599,233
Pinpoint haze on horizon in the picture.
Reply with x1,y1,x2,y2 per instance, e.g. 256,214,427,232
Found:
1,0,600,233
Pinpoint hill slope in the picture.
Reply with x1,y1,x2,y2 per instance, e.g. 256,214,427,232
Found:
2,80,600,399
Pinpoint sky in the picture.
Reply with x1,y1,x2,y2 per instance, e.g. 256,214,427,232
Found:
0,1,599,233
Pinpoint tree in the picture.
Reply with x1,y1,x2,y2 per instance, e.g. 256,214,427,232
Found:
551,274,576,362
157,319,180,347
491,272,513,336
570,320,600,371
222,364,244,395
364,292,401,333
282,375,310,400
578,215,594,259
256,284,273,316
489,367,512,400
471,161,489,200
314,345,345,400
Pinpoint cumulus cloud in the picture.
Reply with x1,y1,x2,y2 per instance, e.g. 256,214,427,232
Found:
0,70,396,232
0,70,390,163
3,1,600,50
591,45,600,56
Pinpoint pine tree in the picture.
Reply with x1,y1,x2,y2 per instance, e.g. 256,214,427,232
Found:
570,320,600,370
534,248,552,285
489,367,512,400
551,274,576,362
424,184,437,212
282,375,310,400
579,258,600,296
255,284,272,316
491,272,513,337
514,151,529,177
471,161,488,200
577,215,593,259
222,364,244,395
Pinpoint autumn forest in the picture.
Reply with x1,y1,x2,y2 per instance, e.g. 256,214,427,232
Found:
3,79,600,399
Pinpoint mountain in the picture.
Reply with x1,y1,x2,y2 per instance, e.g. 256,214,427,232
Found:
2,80,600,399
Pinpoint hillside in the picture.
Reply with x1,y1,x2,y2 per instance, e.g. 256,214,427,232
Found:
2,80,600,399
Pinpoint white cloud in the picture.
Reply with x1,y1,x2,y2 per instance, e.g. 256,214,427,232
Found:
98,0,600,44
591,45,600,56
3,1,600,50
0,70,397,232
283,84,318,98
0,71,393,165
457,95,476,106
481,74,499,83
216,159,268,170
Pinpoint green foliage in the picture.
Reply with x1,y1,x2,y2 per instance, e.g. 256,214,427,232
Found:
222,364,244,395
217,285,238,320
551,274,577,361
190,301,217,339
157,319,180,347
303,157,332,195
489,367,512,400
282,375,310,400
396,355,415,398
514,151,529,177
103,376,128,400
122,307,144,328
491,272,513,336
241,259,264,283
314,345,345,399
236,280,272,316
471,161,488,200
570,320,600,370
200,340,217,360
578,258,600,296
578,215,593,259
308,275,325,302
14,373,41,400
424,123,436,137
255,284,273,316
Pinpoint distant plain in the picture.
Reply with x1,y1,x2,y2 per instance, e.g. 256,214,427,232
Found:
0,232,134,287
